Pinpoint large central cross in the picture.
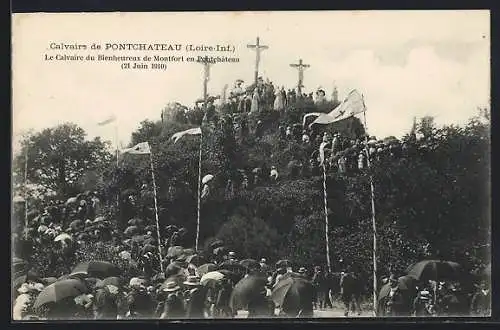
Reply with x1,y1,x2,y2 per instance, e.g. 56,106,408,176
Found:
247,36,269,86
198,57,214,111
290,58,310,96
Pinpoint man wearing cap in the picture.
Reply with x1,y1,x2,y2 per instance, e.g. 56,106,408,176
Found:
160,281,185,319
183,276,205,318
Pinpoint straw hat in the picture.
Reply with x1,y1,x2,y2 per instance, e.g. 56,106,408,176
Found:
298,267,307,274
260,258,266,263
162,281,181,292
228,251,236,257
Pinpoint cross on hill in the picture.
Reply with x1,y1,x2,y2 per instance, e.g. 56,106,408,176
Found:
290,59,310,95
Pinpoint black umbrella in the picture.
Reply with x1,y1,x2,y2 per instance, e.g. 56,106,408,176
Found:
208,239,224,250
406,260,463,282
230,274,268,311
33,279,89,310
218,269,243,284
127,218,144,226
275,259,292,269
197,263,219,276
13,271,43,289
271,276,314,316
71,261,121,279
186,254,205,267
240,259,260,271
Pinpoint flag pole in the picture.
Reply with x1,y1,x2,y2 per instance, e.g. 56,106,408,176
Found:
149,149,164,273
361,96,378,316
24,140,29,239
195,131,203,252
322,163,332,273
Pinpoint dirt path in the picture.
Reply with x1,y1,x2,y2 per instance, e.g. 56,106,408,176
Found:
235,308,373,318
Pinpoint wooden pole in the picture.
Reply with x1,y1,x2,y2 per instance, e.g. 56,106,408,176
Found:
362,100,378,316
149,150,164,273
24,141,29,239
322,163,332,273
247,37,269,86
195,132,203,252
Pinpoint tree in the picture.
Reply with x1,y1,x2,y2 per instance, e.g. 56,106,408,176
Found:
12,123,112,197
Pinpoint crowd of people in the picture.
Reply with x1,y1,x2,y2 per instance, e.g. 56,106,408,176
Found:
12,190,491,320
12,79,490,320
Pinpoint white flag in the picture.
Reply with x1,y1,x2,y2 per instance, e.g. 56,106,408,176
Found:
171,127,202,143
121,142,151,155
97,115,117,126
311,90,366,126
302,112,323,127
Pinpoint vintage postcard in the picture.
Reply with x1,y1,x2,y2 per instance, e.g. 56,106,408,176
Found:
11,11,490,320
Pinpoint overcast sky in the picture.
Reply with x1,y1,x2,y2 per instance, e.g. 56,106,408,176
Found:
12,10,489,153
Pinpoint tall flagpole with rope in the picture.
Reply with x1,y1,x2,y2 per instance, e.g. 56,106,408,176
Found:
148,148,165,274
361,95,378,316
121,142,164,273
322,163,332,273
195,56,212,252
310,90,378,315
23,137,29,239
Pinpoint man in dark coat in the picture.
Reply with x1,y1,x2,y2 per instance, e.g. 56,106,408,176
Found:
160,282,185,319
183,276,207,318
471,281,491,316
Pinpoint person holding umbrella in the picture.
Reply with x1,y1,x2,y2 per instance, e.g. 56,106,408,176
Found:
183,276,206,318
160,282,185,319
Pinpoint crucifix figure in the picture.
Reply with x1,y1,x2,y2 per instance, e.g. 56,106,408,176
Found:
198,57,213,111
290,59,310,96
247,37,269,86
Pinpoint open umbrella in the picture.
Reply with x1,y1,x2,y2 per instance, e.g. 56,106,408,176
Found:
124,226,139,236
378,275,418,303
202,174,214,185
41,277,58,285
165,263,183,278
186,254,205,266
240,259,260,270
33,279,89,310
144,225,156,232
229,274,268,310
13,257,29,275
218,269,243,284
93,216,105,223
160,274,187,290
65,197,78,205
213,246,227,256
167,246,185,258
69,220,84,231
96,276,122,289
208,239,224,249
54,233,72,242
406,260,463,282
271,276,314,315
197,263,219,276
13,271,43,289
141,244,156,255
183,248,195,256
71,261,121,279
127,218,144,226
276,259,292,269
200,271,225,286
